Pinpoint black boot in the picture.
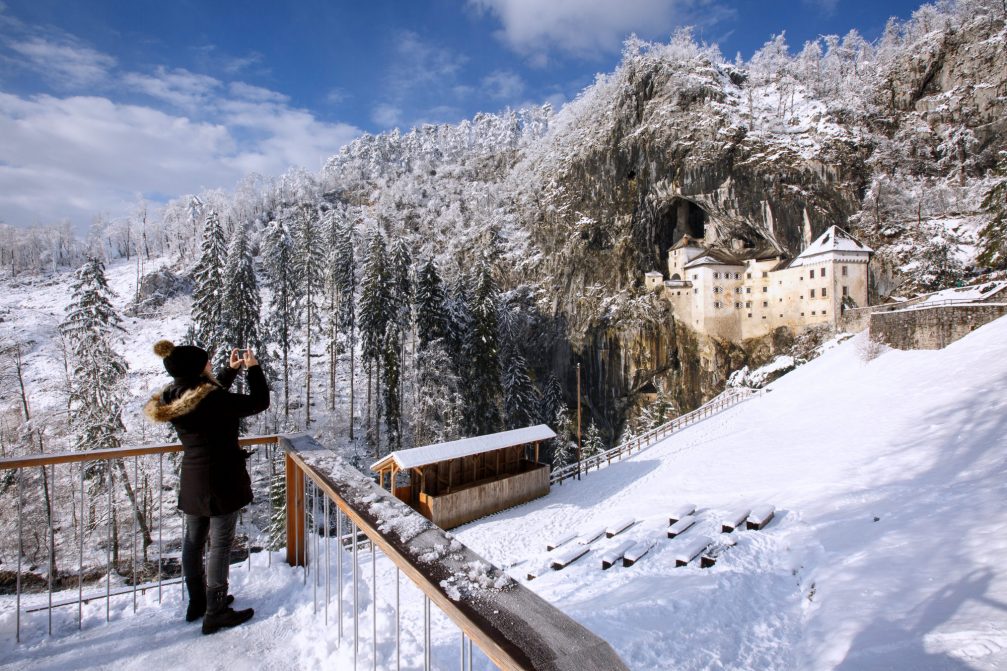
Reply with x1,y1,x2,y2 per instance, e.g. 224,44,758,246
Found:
185,578,234,622
185,577,206,622
201,586,253,635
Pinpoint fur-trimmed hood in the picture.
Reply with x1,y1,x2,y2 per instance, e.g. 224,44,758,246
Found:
144,382,218,423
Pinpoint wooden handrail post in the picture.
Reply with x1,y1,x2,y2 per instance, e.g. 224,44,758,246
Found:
286,453,307,567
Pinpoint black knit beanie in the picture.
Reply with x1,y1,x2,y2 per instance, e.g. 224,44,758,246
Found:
153,340,208,379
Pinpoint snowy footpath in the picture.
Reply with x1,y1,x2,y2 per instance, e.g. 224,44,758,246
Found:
4,318,1007,669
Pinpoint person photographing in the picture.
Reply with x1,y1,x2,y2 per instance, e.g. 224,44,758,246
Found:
144,341,270,634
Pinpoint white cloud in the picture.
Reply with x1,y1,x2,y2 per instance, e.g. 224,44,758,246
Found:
122,67,222,110
371,103,403,127
482,70,526,100
8,36,116,88
0,63,361,228
468,0,734,61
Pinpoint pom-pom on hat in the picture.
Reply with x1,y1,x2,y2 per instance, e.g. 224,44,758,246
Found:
153,340,208,379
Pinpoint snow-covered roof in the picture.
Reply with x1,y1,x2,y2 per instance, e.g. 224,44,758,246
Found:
371,424,557,471
789,225,872,268
683,249,744,269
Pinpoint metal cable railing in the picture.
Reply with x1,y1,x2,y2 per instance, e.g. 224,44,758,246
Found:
551,387,761,485
1,433,628,670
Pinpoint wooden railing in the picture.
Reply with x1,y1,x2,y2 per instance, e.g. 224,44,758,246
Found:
1,434,629,670
551,387,761,485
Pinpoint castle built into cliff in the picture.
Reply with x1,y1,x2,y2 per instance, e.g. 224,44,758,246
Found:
645,225,873,341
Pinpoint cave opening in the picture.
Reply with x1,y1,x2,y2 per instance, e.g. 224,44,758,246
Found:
653,198,709,271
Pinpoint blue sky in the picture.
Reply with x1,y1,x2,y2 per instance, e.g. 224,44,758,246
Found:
0,0,926,230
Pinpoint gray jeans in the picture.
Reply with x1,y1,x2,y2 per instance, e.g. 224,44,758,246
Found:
182,512,238,591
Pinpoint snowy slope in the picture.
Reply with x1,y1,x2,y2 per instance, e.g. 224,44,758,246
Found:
3,315,1007,670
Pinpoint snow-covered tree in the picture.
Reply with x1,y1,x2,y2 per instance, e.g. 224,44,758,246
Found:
582,421,606,458
59,257,151,554
550,404,576,467
190,210,227,352
415,258,447,350
261,219,299,417
915,230,966,292
501,352,535,430
219,224,262,379
412,339,463,446
978,152,1007,269
358,232,392,451
293,204,326,426
327,217,357,435
463,259,501,435
381,322,402,451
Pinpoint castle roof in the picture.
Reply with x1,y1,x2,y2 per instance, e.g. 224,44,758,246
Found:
684,248,744,268
789,226,872,268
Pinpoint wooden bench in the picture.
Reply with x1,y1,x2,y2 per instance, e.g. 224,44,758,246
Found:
747,504,775,530
550,545,589,570
675,535,713,566
601,540,637,570
666,515,696,539
547,531,577,551
721,508,751,533
578,526,606,545
605,518,636,538
623,540,656,567
668,503,696,524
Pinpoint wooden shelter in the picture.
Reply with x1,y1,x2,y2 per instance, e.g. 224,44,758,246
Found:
371,425,556,529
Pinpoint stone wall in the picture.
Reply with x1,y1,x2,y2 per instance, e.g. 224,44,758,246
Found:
870,304,1007,350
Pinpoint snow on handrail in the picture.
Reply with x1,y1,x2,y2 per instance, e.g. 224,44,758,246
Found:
550,387,761,484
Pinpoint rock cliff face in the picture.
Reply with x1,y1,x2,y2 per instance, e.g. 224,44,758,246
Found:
510,14,1007,439
512,43,867,436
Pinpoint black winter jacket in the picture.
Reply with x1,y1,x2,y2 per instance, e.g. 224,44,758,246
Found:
144,365,270,516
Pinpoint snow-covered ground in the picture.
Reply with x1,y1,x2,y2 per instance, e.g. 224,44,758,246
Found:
3,297,1007,669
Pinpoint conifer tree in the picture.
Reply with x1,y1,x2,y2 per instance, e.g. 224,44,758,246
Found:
59,257,151,552
582,421,606,458
330,218,357,436
293,204,326,426
463,259,501,435
978,152,1007,269
412,339,463,446
190,209,227,352
415,258,447,350
219,224,262,380
358,232,391,452
550,405,575,467
382,322,402,450
261,219,299,418
443,274,472,376
538,374,564,428
501,352,535,429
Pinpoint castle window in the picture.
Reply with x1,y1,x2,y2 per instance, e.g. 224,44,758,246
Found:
762,301,768,307
713,272,721,279
822,287,827,297
734,272,741,280
810,289,815,298
747,272,752,279
714,301,723,309
842,266,848,276
762,272,768,278
810,269,815,278
821,268,826,278
812,311,816,315
747,313,753,318
745,301,752,308
692,274,698,280
800,276,804,281
762,287,768,293
734,302,742,309
801,312,805,316
735,287,742,294
745,287,751,294
842,285,849,296
762,316,767,319
694,288,698,294
823,310,827,315
713,286,723,294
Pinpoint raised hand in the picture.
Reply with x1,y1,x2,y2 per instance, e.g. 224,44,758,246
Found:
242,348,258,368
229,348,242,369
